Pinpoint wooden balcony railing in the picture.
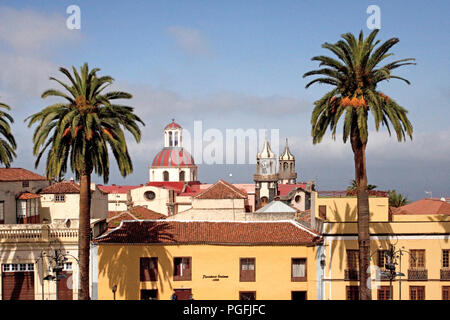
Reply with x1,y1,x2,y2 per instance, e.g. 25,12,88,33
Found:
408,269,428,281
441,269,450,281
344,269,359,281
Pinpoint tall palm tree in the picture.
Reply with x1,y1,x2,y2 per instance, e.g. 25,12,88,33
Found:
26,63,144,300
303,30,415,300
388,189,409,207
0,101,16,167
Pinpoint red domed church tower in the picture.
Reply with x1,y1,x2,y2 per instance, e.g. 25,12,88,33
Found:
150,120,198,182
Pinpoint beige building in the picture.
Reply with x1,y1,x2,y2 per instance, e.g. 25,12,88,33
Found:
311,191,450,300
0,172,108,300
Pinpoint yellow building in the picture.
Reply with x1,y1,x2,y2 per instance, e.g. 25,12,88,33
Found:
312,191,450,300
93,220,322,300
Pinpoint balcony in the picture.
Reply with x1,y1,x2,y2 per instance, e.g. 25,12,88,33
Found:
253,174,279,182
344,269,359,281
441,269,450,281
0,226,79,243
408,269,428,281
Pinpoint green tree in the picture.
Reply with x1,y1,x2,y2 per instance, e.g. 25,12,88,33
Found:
26,63,144,300
347,179,377,192
388,189,409,207
0,101,16,167
303,30,415,299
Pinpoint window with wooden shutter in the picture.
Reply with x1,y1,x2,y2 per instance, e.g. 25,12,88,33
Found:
140,257,158,281
173,257,191,281
318,205,327,220
346,286,359,300
291,258,307,282
410,286,425,300
377,286,391,300
443,250,449,268
240,258,255,282
410,250,425,269
443,286,450,300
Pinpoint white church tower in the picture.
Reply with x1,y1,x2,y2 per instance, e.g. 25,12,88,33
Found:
254,138,278,209
149,120,198,182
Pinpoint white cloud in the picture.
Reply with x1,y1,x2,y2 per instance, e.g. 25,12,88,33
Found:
114,82,311,119
0,6,79,51
0,7,81,108
167,26,212,57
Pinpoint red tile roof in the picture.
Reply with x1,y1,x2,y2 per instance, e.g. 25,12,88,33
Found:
278,183,307,197
95,220,322,245
40,181,80,194
151,147,195,167
394,199,450,215
0,168,47,182
98,185,139,194
107,206,166,229
195,180,247,200
17,192,41,200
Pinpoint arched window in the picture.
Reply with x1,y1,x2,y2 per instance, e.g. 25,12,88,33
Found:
163,171,169,181
261,197,269,206
174,132,179,147
290,162,294,172
169,132,173,147
179,171,185,181
283,162,288,171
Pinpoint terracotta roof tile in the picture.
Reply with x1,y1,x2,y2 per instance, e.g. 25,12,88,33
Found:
278,183,307,197
40,181,80,194
195,180,247,199
0,168,47,182
95,220,322,245
107,207,166,229
394,198,450,215
17,192,41,200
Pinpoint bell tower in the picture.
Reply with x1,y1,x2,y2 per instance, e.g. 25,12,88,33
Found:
278,138,297,184
254,138,278,209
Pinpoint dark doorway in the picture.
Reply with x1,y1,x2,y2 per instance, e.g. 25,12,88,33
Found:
239,291,256,300
174,288,192,300
291,291,307,300
140,289,158,300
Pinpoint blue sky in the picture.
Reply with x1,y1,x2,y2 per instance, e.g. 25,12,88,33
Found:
0,1,449,200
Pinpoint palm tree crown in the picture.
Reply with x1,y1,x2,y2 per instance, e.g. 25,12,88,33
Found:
0,101,16,167
304,29,415,144
26,63,144,181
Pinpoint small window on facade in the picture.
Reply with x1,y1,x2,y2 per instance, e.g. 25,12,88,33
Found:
163,171,169,182
291,258,307,281
144,191,156,201
55,195,65,202
378,250,389,269
443,286,450,300
179,171,185,182
22,181,29,188
346,286,359,300
410,250,426,269
377,286,391,300
240,258,255,282
140,257,158,281
318,205,327,220
16,200,26,223
0,201,4,224
443,250,449,268
410,286,425,300
239,292,256,300
346,250,359,270
173,257,192,281
294,195,301,203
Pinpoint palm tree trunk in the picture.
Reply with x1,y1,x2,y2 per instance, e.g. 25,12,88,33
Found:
78,172,91,300
351,127,372,300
